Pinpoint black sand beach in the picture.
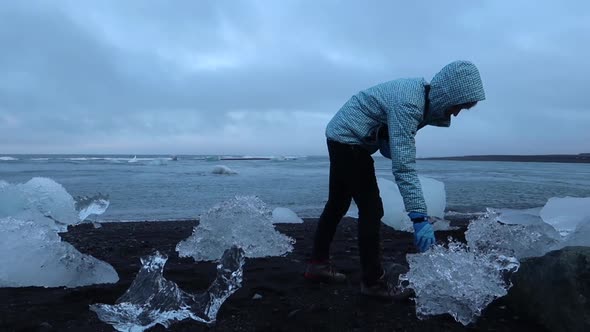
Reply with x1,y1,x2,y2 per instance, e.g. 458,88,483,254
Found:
0,218,547,332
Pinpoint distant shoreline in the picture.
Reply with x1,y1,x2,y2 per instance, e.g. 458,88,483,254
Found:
419,154,590,163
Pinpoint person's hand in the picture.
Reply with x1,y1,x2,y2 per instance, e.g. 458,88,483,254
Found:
409,212,435,252
413,221,435,252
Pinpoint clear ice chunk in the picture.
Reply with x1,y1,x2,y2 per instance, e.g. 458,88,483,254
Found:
177,196,294,261
0,217,119,287
399,241,519,326
540,197,590,236
347,176,446,231
90,246,245,331
465,209,563,259
75,193,110,222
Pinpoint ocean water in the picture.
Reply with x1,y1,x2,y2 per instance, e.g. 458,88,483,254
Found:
1,155,589,222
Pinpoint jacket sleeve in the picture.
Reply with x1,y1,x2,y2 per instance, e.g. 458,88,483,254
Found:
387,103,428,214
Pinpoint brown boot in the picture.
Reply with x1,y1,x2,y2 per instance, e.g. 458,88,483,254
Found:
360,273,413,300
304,261,347,283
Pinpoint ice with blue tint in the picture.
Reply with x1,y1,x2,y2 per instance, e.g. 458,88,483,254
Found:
400,196,590,326
347,176,446,231
91,246,245,331
562,218,590,246
399,241,519,326
211,165,238,175
465,209,563,259
0,217,118,287
0,178,118,287
177,196,294,261
540,197,590,236
0,177,79,230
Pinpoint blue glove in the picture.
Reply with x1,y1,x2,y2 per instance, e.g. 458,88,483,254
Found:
409,212,435,252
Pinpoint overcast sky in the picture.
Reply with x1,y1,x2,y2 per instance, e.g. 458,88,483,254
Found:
1,0,589,156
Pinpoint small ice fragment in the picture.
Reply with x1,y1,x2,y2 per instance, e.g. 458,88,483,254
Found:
75,193,110,222
90,246,245,331
431,218,458,231
252,293,262,300
212,165,237,175
272,207,304,224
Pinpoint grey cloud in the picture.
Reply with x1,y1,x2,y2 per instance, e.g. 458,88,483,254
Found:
1,0,589,154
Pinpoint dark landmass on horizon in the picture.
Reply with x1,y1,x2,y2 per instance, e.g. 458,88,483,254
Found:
419,153,590,163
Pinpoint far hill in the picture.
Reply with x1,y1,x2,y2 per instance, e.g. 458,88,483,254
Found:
419,154,590,163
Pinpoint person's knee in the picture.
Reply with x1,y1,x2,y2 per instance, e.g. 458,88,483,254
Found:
323,197,351,218
357,198,384,221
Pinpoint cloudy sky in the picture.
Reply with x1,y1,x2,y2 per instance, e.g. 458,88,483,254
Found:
1,0,589,156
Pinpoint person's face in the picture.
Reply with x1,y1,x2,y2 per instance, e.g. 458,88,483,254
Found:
445,101,478,117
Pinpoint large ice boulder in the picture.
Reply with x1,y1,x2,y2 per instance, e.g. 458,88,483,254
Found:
0,217,118,287
347,176,446,231
540,197,590,236
0,178,118,287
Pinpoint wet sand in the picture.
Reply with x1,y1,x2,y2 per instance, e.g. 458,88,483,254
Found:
0,218,547,331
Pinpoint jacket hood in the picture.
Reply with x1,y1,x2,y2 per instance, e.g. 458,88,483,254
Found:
424,60,486,127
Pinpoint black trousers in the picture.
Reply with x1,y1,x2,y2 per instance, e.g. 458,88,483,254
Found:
311,140,384,284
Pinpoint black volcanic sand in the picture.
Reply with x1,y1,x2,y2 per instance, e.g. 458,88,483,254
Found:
0,218,547,332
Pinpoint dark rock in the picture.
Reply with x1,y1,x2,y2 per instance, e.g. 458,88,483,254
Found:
506,246,590,332
38,322,53,332
287,309,301,319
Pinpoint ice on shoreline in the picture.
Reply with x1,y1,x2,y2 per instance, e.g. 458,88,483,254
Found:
177,196,294,261
0,177,118,287
400,241,519,325
91,246,245,331
402,196,590,325
540,197,590,236
272,207,304,223
76,193,110,222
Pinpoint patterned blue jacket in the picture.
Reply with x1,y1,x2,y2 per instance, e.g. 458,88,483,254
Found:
326,61,486,214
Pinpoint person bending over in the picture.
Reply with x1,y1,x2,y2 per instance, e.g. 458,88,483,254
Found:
305,60,486,299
